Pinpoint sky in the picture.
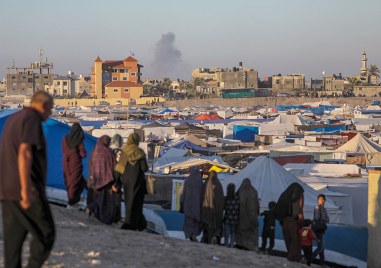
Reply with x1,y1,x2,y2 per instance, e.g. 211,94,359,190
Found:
0,0,380,81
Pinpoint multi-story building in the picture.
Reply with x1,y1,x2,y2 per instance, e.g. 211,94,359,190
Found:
90,56,143,98
104,81,143,100
6,58,55,96
323,74,345,92
192,63,258,97
270,74,305,92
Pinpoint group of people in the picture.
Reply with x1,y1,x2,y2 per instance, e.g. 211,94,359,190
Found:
181,169,330,266
181,170,261,251
62,124,148,230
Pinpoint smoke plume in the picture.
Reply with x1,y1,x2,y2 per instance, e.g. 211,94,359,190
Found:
151,32,183,78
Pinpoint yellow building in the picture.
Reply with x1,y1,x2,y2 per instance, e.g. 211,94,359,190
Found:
90,56,143,98
271,74,305,92
104,81,143,100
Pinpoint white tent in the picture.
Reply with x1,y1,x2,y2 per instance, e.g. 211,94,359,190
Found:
221,156,343,223
336,133,381,154
269,114,308,126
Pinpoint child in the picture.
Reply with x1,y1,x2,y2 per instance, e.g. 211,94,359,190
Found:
223,183,240,247
300,219,318,266
260,201,276,253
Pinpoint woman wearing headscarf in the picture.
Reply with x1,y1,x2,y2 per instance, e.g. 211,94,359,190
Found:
235,178,260,251
88,135,116,224
62,123,87,207
114,133,148,231
109,134,123,223
201,171,225,244
180,166,204,242
275,182,304,262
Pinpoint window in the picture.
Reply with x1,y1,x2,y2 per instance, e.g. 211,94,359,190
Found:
44,76,48,79
112,77,117,81
130,72,136,76
57,82,61,86
11,76,15,79
63,90,67,94
63,81,68,86
124,88,129,93
113,89,119,93
123,77,127,81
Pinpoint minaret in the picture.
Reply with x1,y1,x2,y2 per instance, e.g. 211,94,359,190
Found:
94,56,103,98
360,49,367,76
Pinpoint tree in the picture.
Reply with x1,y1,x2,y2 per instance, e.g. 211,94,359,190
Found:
343,77,360,97
368,64,380,78
158,78,172,98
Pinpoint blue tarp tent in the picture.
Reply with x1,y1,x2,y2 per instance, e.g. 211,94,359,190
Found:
0,110,97,190
233,125,259,142
158,108,174,115
161,140,213,156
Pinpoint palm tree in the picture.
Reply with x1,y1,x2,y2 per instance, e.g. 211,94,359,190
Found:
343,77,361,97
368,64,380,78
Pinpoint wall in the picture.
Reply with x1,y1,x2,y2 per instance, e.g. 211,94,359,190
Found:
354,86,381,97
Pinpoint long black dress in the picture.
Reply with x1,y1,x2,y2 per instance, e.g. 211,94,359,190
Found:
114,158,148,230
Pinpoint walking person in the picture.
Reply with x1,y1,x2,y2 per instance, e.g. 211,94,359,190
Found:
114,133,148,231
223,183,239,248
88,135,117,224
312,194,330,266
235,178,260,251
180,166,203,241
260,201,277,253
62,123,87,207
275,182,304,262
201,171,225,244
0,91,55,268
110,134,123,222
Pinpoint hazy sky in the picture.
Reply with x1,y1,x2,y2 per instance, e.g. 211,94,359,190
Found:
1,0,380,80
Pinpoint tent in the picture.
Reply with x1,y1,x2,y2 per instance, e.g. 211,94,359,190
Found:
0,110,97,190
157,108,174,115
165,133,207,147
162,140,213,156
221,156,343,223
232,125,259,142
195,114,223,120
269,114,308,126
336,133,381,154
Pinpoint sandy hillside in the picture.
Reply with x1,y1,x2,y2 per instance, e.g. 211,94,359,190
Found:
0,204,305,268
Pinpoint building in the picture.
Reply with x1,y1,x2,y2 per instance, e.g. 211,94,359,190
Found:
309,79,324,97
192,63,259,97
323,73,345,92
46,75,76,97
6,57,55,96
75,75,92,96
104,81,143,100
90,56,143,98
270,74,305,92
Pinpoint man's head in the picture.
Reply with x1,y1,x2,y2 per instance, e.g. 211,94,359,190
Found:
30,91,54,121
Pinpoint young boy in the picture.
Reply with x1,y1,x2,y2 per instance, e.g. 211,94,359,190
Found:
260,201,276,253
300,219,318,266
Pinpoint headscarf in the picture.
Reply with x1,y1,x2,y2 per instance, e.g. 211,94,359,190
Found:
181,166,203,221
201,171,225,228
110,134,123,150
275,182,304,223
115,133,146,174
91,135,116,190
238,178,260,230
66,123,84,149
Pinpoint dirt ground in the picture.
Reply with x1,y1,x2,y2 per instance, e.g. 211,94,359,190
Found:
0,204,305,268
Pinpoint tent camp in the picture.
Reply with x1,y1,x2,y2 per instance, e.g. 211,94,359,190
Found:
0,109,97,190
161,140,213,156
335,133,381,154
221,156,343,223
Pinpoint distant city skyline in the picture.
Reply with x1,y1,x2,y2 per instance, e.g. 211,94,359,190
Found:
0,0,380,80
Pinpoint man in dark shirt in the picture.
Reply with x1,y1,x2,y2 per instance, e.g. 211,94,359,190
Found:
0,91,55,268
